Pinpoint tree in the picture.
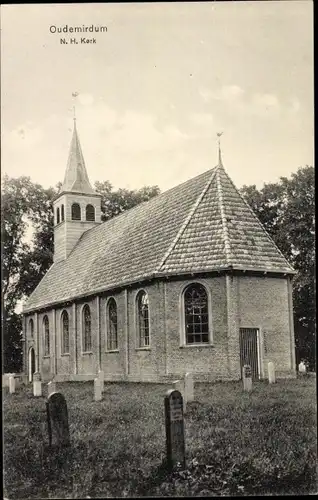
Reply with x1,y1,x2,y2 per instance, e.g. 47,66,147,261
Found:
1,176,160,372
94,181,160,222
240,166,315,369
1,175,57,372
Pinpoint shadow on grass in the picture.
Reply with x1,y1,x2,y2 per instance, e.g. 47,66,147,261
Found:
133,459,172,496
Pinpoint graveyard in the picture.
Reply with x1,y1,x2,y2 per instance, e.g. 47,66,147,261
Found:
3,375,316,498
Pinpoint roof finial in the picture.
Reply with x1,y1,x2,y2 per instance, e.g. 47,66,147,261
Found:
72,92,79,123
217,132,223,166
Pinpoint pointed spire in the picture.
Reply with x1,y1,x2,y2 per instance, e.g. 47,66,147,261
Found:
217,132,224,167
61,120,96,195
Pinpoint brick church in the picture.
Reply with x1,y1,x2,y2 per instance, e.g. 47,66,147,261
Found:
22,120,296,383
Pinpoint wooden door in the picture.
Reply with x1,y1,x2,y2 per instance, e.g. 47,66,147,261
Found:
239,328,259,380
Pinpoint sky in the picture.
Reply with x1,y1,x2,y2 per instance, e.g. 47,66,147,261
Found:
1,1,314,194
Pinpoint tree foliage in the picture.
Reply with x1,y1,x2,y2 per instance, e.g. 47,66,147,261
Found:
240,166,315,368
94,181,160,222
1,175,56,372
1,176,160,372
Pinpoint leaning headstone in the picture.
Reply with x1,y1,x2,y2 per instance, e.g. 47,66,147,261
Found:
184,372,194,402
165,389,186,471
298,361,307,375
268,362,276,384
48,381,57,396
33,372,42,397
242,365,252,392
94,377,102,401
98,369,104,393
9,376,15,394
46,392,70,448
173,379,186,411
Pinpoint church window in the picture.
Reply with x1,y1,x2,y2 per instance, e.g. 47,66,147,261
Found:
184,283,209,344
71,203,81,221
61,310,69,354
29,318,34,339
61,204,65,221
137,291,150,347
82,304,92,352
106,298,118,350
43,315,50,355
56,207,60,224
86,204,95,222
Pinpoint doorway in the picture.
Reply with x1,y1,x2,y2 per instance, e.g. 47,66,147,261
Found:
239,328,259,380
28,347,36,382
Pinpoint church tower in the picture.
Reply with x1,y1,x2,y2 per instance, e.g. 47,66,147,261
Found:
53,119,102,263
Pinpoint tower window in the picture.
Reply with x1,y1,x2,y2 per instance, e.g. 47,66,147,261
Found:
71,203,81,221
61,204,65,221
86,204,95,222
56,207,60,224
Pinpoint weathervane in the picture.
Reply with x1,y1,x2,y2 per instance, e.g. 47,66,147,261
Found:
217,131,223,165
72,92,79,121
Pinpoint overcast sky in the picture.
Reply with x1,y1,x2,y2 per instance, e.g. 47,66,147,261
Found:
1,1,314,194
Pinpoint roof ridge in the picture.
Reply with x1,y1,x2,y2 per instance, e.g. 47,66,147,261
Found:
216,166,232,266
220,166,294,271
156,167,218,273
67,167,217,244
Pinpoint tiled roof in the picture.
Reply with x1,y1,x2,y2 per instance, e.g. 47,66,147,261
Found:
23,164,294,312
61,121,96,195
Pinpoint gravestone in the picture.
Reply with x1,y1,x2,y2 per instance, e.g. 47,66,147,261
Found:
173,379,186,412
9,376,15,394
94,377,102,401
33,372,42,397
48,381,57,396
184,372,194,402
242,365,252,392
298,361,307,375
3,373,15,388
268,361,276,384
165,389,186,470
46,392,70,448
98,369,104,393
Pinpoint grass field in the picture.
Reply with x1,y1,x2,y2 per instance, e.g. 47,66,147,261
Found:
3,376,317,498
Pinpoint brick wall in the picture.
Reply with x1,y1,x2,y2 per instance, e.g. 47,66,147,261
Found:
238,275,295,377
23,273,295,383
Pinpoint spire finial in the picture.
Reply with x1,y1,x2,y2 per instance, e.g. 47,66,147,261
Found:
72,92,79,123
217,131,223,166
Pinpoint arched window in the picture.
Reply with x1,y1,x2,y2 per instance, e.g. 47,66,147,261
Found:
56,207,60,224
82,305,92,352
43,315,50,355
137,291,149,347
71,203,81,221
107,298,118,350
29,318,34,339
61,204,65,221
184,283,209,344
86,204,95,222
61,310,69,354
